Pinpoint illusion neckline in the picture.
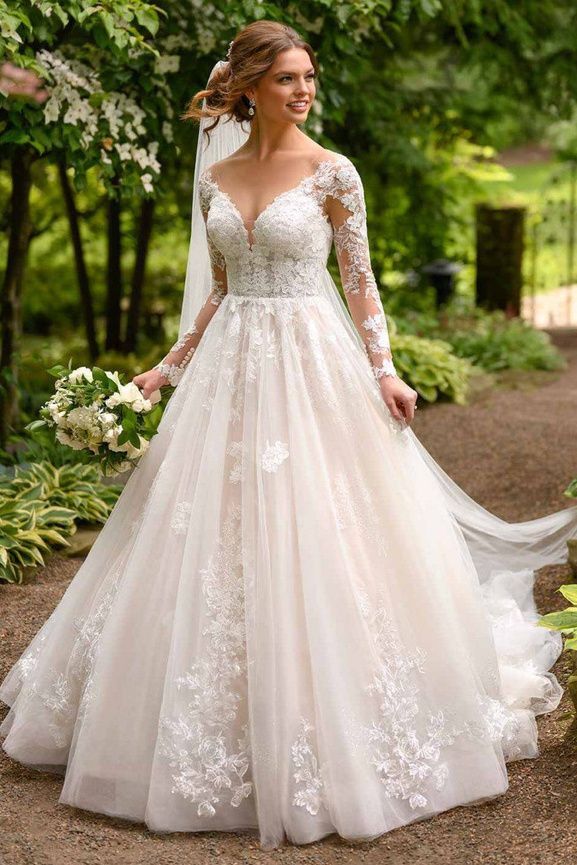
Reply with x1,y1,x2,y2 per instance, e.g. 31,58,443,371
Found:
204,156,340,252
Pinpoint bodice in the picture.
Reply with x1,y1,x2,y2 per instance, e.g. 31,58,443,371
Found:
153,151,398,387
198,158,344,298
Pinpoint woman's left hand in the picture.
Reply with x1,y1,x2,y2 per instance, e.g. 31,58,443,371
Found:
379,375,419,425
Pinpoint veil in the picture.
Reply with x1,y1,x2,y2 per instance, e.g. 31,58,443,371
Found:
179,60,577,596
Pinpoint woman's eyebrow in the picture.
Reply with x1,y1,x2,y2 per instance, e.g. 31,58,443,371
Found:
274,67,315,75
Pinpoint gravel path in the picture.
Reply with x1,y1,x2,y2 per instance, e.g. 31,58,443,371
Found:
2,333,577,865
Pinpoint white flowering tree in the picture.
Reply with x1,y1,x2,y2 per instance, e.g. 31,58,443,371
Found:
0,0,164,446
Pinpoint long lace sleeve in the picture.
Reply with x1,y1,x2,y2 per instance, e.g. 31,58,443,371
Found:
326,158,397,381
153,174,228,386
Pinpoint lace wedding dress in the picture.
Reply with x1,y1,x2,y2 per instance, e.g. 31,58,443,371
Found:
1,149,576,851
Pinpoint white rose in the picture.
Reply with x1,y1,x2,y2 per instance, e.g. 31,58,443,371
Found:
99,411,117,428
68,366,93,384
106,382,151,411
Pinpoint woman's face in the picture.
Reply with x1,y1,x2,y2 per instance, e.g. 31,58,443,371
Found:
246,47,316,125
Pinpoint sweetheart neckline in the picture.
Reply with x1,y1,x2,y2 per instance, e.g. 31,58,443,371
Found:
204,157,340,252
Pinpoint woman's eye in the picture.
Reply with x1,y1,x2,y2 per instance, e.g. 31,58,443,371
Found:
279,74,316,82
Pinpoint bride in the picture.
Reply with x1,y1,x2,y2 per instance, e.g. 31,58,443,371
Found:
2,19,577,852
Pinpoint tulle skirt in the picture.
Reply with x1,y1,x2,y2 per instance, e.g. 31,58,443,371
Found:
1,293,575,850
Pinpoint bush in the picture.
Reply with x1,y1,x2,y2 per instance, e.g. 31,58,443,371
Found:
0,460,121,584
390,330,473,404
395,298,565,374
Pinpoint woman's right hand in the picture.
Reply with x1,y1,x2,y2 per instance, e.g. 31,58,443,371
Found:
132,368,169,400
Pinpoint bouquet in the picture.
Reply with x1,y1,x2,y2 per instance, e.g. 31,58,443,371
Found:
27,364,165,477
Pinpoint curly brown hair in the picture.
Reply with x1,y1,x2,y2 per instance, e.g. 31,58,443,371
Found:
182,20,319,141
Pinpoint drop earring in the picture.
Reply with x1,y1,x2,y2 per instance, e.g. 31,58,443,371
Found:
248,98,255,116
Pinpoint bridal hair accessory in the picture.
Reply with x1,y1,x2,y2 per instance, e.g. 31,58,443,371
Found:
226,40,234,61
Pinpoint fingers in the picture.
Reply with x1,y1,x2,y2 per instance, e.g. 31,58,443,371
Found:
403,392,418,424
385,398,403,422
386,392,418,425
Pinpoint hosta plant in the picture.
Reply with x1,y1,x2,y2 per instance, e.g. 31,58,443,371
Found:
390,331,473,404
0,460,121,584
538,584,577,713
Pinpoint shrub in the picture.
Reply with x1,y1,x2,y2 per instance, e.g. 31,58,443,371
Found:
0,461,121,584
390,332,473,404
395,298,565,374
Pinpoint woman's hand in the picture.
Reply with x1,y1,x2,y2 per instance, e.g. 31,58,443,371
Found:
132,368,169,401
379,375,418,425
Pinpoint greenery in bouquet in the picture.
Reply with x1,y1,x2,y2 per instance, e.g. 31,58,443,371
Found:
26,362,167,477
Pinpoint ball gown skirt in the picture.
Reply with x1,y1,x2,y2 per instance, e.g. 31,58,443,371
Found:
0,291,571,850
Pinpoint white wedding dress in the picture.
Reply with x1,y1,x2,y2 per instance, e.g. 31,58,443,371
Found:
1,150,576,851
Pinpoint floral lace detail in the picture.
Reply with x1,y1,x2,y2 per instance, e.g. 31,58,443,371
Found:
170,500,192,535
154,152,396,390
157,503,253,816
322,159,397,381
291,717,328,815
261,440,289,473
332,469,390,557
11,565,125,746
289,596,530,815
227,440,244,484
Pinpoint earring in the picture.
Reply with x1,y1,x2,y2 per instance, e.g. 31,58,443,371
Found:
248,98,255,116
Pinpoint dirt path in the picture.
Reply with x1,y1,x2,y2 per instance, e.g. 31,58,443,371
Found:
2,334,577,865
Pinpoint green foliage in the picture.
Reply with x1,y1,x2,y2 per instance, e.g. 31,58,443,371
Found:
389,327,473,404
538,583,577,712
394,299,565,373
0,458,121,583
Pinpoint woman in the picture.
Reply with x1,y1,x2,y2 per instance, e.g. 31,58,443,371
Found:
1,20,576,852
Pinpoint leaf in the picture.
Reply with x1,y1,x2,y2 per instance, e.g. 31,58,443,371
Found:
559,584,577,605
25,419,47,432
134,7,159,35
0,129,30,145
537,610,577,631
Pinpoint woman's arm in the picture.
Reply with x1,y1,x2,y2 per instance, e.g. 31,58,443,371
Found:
325,157,418,423
133,185,227,397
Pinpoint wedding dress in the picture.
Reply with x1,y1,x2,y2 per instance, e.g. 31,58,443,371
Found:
2,66,577,853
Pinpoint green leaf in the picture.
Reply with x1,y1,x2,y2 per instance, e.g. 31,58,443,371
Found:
134,7,159,35
538,610,577,631
559,584,577,605
563,635,577,651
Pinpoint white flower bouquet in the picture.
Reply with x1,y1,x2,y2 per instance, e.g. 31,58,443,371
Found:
26,364,164,477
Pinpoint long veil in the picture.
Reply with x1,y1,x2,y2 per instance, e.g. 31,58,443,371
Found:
180,60,577,711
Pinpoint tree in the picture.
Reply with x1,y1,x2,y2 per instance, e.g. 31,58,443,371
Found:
0,0,162,445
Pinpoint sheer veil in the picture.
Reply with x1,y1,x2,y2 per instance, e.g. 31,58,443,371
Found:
179,59,577,602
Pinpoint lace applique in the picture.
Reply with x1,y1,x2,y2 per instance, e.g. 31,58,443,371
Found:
332,469,390,557
171,500,192,535
324,158,397,382
261,440,289,473
152,172,228,388
157,503,253,816
227,440,244,484
291,717,328,815
12,565,125,746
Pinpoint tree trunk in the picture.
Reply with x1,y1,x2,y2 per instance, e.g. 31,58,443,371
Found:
58,159,100,361
475,204,525,315
0,148,34,448
124,197,155,353
105,175,123,351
